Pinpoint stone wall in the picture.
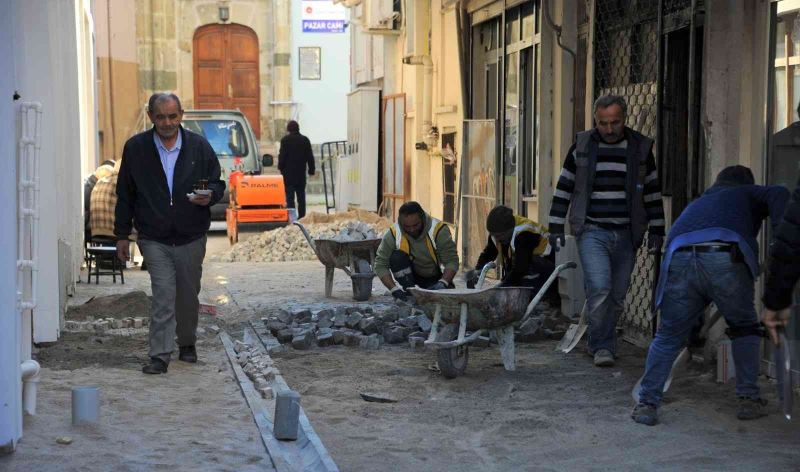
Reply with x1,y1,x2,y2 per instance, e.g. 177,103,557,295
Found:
134,0,292,146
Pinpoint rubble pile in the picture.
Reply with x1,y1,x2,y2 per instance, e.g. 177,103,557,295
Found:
261,305,431,351
233,340,280,400
213,210,391,263
258,301,570,351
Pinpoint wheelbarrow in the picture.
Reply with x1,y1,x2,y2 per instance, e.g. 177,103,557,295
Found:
409,262,577,378
294,222,382,301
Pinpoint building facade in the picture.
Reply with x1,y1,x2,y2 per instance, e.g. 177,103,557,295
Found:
341,0,799,356
1,0,97,453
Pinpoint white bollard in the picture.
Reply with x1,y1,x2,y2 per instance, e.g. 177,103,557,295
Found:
71,386,99,425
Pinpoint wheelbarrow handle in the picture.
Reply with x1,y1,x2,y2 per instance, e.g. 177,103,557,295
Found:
293,221,317,254
520,261,577,323
476,261,497,289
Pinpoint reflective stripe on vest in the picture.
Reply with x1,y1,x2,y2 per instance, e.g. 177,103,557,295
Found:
390,217,446,263
492,215,552,260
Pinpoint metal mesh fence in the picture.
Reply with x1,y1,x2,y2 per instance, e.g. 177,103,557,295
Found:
593,0,689,347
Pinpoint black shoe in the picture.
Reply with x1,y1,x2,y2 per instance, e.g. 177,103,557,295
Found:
737,397,768,420
631,402,658,426
142,357,168,374
179,345,197,363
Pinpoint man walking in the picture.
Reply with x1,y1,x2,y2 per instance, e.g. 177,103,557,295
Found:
548,95,665,367
631,166,789,425
467,205,555,300
278,120,315,219
374,201,459,302
115,93,225,374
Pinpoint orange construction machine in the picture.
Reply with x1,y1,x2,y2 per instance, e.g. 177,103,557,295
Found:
225,155,290,244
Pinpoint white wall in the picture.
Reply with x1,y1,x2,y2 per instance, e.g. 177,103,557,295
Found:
290,0,350,144
0,2,22,453
13,0,90,343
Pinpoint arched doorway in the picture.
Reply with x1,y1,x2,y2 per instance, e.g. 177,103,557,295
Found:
193,24,261,138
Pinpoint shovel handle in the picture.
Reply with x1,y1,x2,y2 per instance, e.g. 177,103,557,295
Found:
520,261,577,323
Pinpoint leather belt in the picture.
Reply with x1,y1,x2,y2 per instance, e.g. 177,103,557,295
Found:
676,244,732,253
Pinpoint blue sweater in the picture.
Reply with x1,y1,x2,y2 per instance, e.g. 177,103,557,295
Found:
655,184,790,308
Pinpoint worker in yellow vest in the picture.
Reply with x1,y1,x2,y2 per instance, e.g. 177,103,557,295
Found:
467,205,556,299
374,201,460,302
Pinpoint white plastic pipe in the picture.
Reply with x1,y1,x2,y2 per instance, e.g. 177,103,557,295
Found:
20,359,40,416
17,102,42,312
402,55,433,141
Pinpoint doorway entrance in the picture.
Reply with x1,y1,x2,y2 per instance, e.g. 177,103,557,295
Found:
193,24,261,138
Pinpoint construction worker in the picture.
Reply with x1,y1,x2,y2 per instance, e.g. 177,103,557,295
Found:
466,205,555,300
548,94,666,368
631,166,789,426
374,201,459,302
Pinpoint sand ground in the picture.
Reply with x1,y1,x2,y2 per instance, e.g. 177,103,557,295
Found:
2,228,799,471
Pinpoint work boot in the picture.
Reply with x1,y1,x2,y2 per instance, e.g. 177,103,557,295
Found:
631,402,658,426
142,357,168,374
593,349,615,367
179,345,198,363
737,397,768,420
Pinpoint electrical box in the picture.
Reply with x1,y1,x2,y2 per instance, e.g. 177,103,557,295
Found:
337,87,381,212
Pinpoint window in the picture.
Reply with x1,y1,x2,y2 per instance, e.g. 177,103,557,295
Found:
773,11,800,131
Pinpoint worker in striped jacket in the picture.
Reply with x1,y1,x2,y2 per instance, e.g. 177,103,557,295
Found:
548,95,665,368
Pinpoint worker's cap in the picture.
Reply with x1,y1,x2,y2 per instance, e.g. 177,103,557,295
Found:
486,205,515,233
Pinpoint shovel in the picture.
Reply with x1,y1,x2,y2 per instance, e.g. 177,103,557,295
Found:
775,326,793,421
630,309,722,402
555,301,588,353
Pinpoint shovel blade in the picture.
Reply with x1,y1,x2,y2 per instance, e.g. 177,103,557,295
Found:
555,303,588,353
556,323,587,353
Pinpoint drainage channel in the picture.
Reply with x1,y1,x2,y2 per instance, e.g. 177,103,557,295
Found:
220,328,339,472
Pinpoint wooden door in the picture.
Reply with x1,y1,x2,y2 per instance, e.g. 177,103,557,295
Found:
193,24,261,138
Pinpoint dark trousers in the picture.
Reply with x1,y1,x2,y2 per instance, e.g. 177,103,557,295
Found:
285,183,307,218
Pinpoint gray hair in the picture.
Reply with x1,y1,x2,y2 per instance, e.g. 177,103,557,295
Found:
593,94,627,117
148,92,183,113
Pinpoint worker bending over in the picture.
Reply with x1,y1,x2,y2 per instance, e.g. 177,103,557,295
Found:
374,201,459,302
631,166,789,426
466,205,555,299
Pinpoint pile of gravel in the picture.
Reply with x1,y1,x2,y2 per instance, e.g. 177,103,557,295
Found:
212,220,386,263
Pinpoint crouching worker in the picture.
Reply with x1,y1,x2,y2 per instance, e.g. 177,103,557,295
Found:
631,166,790,426
466,205,555,298
374,201,459,302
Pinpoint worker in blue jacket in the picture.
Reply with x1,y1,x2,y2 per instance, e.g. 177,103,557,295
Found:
632,166,789,426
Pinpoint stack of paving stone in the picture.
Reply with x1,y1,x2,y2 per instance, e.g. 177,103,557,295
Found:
64,316,149,335
233,340,279,400
261,300,572,350
261,305,433,351
212,220,384,263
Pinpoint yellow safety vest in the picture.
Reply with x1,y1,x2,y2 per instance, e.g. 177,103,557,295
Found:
389,216,447,265
491,215,551,269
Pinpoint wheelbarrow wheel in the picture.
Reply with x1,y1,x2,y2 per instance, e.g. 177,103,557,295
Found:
436,324,469,379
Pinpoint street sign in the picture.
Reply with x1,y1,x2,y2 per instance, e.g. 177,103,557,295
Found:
301,0,346,33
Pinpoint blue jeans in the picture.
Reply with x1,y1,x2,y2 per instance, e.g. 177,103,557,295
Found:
577,227,636,355
639,251,761,407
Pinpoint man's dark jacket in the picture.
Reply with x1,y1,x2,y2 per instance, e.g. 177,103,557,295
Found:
115,126,225,246
278,131,315,186
764,174,800,310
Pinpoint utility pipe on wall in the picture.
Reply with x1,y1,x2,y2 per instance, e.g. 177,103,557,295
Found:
401,55,433,141
20,360,40,416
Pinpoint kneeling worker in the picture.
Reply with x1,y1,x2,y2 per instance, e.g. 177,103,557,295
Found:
467,205,555,297
374,201,459,302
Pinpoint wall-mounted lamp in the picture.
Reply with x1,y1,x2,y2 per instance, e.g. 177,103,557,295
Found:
218,6,230,23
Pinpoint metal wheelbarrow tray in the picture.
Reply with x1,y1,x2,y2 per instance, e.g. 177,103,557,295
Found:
294,222,382,299
409,262,576,379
